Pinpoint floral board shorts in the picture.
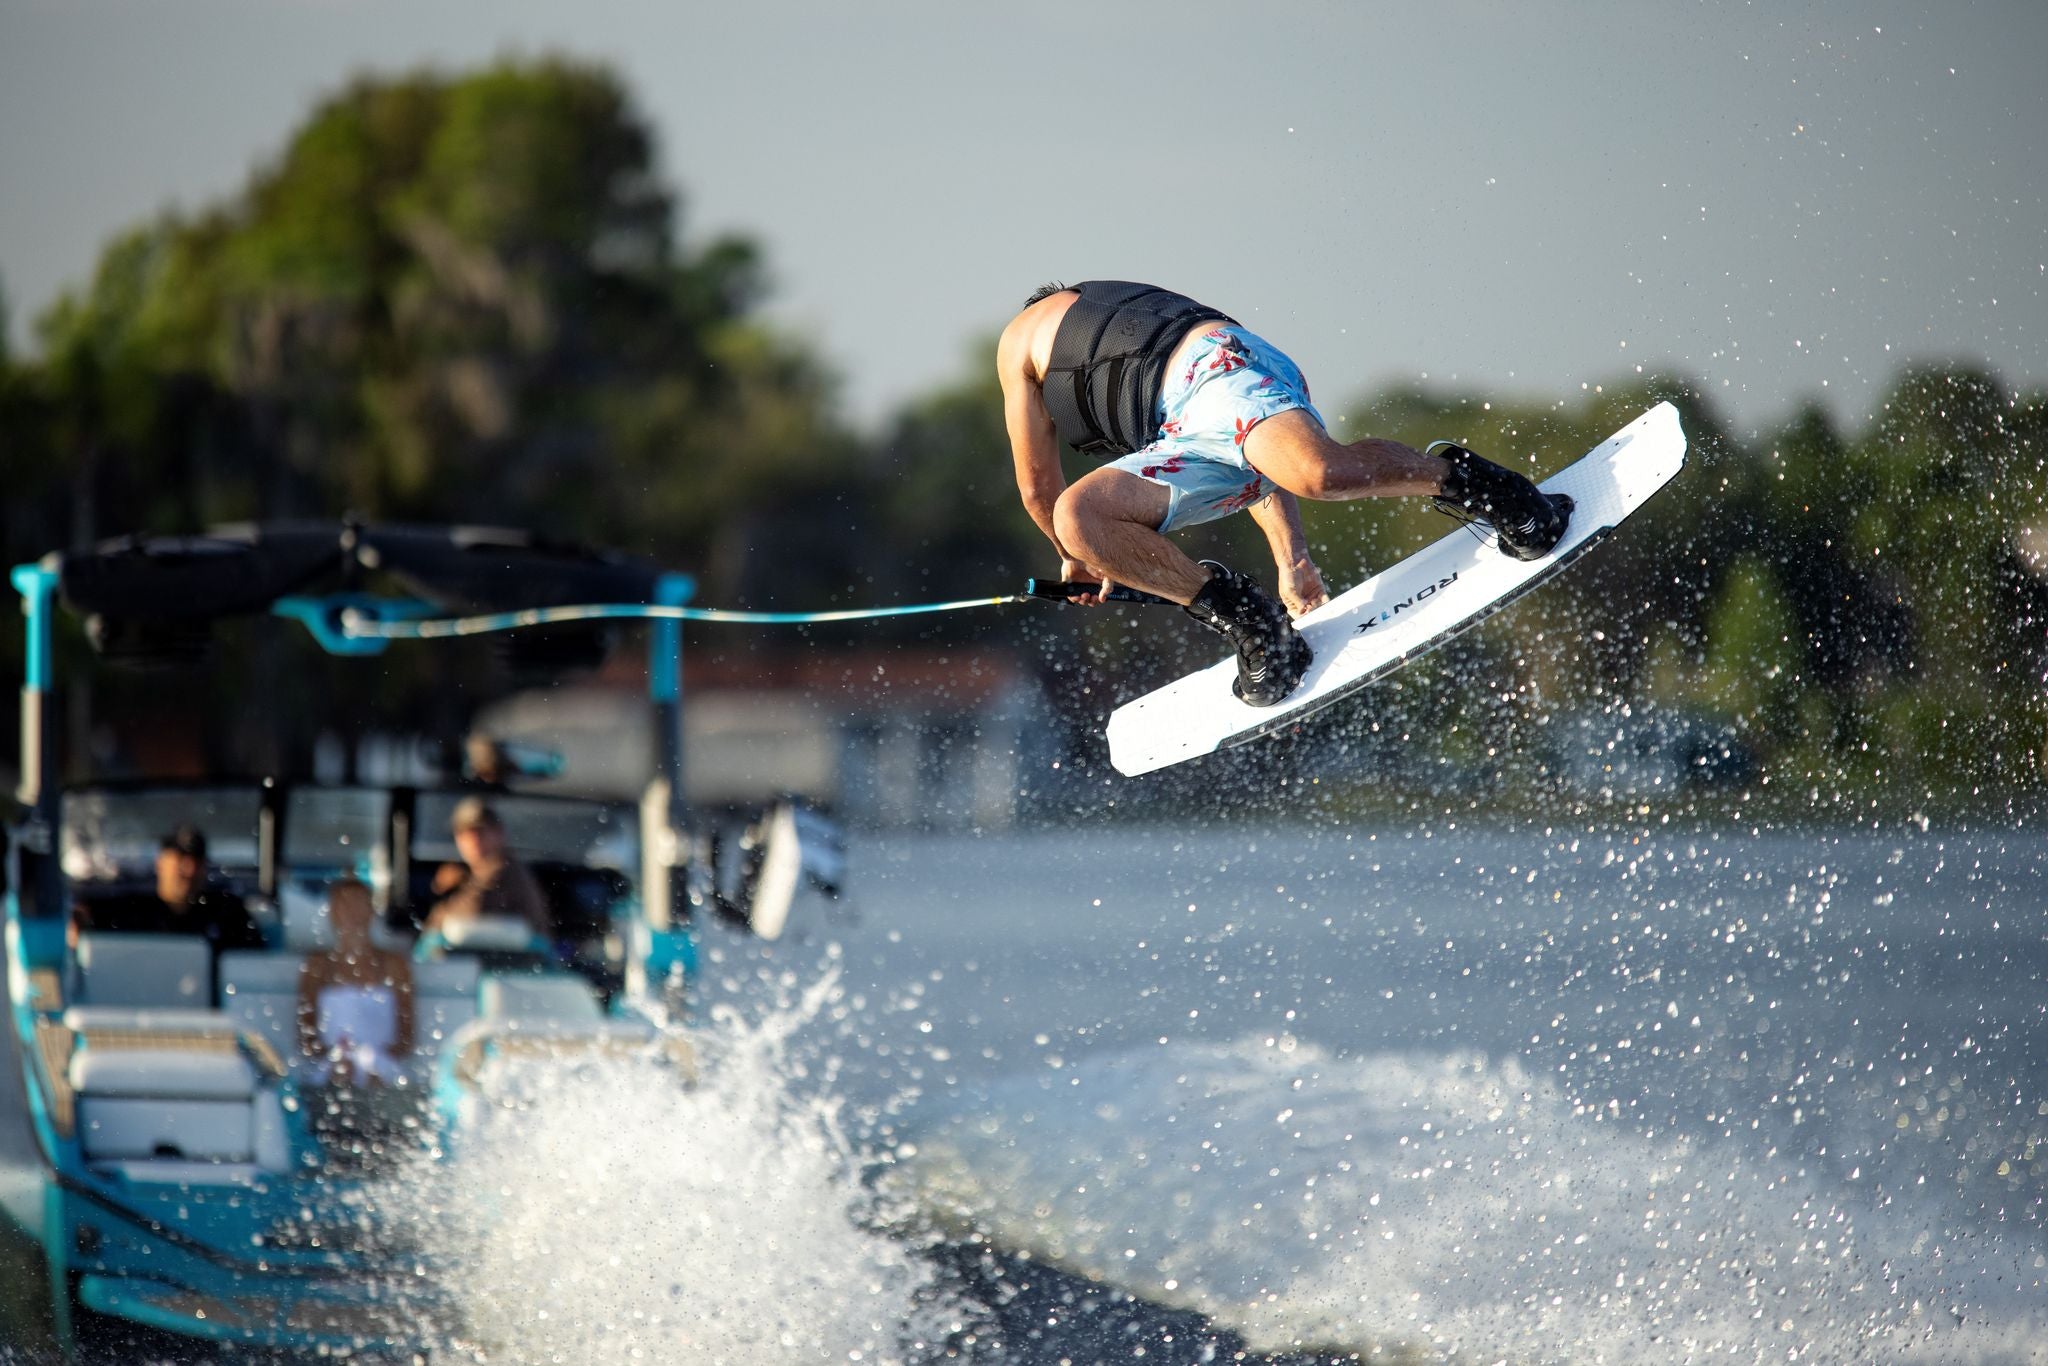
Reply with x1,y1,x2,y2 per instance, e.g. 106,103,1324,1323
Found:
1103,325,1325,533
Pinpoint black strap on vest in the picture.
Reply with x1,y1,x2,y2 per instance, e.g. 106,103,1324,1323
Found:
1042,281,1234,456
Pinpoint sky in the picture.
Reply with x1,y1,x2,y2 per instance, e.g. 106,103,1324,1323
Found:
2,0,2044,439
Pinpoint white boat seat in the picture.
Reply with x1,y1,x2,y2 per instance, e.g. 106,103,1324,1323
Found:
71,1047,256,1099
77,1098,254,1163
61,1005,288,1091
67,1027,290,1170
217,953,481,1075
62,1006,239,1038
70,933,213,1010
410,958,480,1063
278,879,336,950
217,951,306,1070
480,975,602,1025
414,957,481,996
217,950,303,996
70,1042,290,1168
439,917,545,952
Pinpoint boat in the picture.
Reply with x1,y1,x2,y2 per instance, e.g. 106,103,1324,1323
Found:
1,522,836,1361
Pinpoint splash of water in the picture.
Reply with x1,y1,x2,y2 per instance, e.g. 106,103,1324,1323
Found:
910,1035,2046,1363
402,971,953,1365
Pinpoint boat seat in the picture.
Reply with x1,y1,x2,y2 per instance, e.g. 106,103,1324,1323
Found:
278,879,336,950
217,950,306,1072
63,1005,241,1038
69,933,213,1010
211,954,481,1079
220,951,481,1074
62,1004,288,1078
217,951,303,996
414,956,481,996
69,1037,289,1170
479,974,603,1025
413,957,481,1063
439,918,544,953
72,1047,256,1098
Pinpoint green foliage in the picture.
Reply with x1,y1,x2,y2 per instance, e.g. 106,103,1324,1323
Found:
22,58,842,570
1326,366,2048,815
1693,557,1807,742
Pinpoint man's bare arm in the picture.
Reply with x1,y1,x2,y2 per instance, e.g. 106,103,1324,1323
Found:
998,321,1116,602
1247,490,1328,617
997,325,1068,553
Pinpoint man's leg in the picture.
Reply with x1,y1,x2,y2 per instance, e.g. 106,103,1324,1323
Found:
1056,464,1311,705
1241,408,1572,560
1052,467,1211,604
1239,409,1444,501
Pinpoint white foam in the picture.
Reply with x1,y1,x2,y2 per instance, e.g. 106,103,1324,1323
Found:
910,1036,2047,1363
404,974,952,1365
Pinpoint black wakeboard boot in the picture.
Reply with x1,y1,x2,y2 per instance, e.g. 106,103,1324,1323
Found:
1430,441,1575,561
1183,561,1312,707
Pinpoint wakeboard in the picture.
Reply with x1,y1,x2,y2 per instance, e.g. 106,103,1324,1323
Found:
1102,401,1688,776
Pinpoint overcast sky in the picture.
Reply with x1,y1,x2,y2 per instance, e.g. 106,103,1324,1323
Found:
3,0,2043,439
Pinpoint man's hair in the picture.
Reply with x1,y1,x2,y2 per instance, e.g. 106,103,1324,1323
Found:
451,796,502,833
1022,281,1070,308
160,823,208,861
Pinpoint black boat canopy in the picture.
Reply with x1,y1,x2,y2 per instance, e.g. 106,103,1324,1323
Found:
51,521,665,626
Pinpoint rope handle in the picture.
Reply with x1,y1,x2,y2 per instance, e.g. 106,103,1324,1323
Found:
1023,579,1177,607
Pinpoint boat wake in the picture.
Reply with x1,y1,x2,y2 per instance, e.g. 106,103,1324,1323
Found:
907,1035,2047,1364
395,972,953,1365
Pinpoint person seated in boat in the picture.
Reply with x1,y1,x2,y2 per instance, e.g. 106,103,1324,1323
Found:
299,878,415,1082
69,823,266,954
423,797,551,940
298,879,418,1161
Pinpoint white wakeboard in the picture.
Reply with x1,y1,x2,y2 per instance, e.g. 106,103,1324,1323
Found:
1105,401,1688,776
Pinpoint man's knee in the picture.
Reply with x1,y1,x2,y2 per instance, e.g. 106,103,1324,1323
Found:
1054,473,1169,553
1052,485,1101,555
1244,412,1344,499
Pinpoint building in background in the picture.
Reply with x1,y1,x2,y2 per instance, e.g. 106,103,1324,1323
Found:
476,647,1056,831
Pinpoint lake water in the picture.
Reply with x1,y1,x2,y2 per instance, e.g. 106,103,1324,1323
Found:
665,821,2048,1364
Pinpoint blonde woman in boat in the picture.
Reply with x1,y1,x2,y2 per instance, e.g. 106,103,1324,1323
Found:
297,877,417,1162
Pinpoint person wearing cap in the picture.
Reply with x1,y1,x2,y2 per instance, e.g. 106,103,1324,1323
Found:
423,798,551,938
69,823,266,952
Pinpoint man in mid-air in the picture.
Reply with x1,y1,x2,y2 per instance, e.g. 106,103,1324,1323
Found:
998,280,1572,705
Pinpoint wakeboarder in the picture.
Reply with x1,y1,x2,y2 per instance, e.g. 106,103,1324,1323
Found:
997,281,1573,706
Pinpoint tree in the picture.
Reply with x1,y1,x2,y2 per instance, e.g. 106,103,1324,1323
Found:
27,58,846,579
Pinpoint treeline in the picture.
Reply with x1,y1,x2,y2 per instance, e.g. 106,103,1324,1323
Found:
1242,374,2048,818
3,59,2045,811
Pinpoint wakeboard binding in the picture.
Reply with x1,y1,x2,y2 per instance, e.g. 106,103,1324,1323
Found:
1183,561,1313,707
1431,441,1575,561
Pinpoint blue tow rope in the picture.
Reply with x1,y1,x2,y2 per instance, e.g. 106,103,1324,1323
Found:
335,579,1179,642
339,595,1032,640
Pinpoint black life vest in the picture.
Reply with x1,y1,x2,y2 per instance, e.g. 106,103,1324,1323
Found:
1042,281,1235,456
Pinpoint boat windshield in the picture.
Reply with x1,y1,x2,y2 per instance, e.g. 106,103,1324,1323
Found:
60,786,263,884
283,787,391,874
411,792,637,873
